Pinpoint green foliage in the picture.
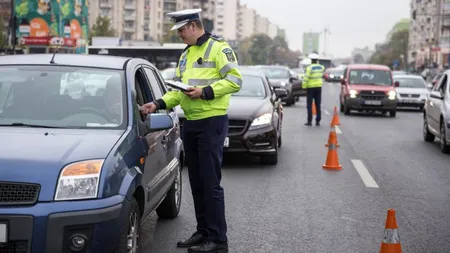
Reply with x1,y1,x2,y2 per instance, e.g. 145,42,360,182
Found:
0,18,5,47
369,29,409,69
15,1,29,17
91,16,116,37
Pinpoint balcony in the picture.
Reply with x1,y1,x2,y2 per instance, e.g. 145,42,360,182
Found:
124,14,136,21
124,4,136,10
100,2,112,8
123,26,135,33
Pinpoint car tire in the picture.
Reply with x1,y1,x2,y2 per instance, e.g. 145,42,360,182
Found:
114,197,140,253
423,115,435,142
278,135,282,148
344,101,350,115
389,110,396,118
156,161,182,219
440,121,450,154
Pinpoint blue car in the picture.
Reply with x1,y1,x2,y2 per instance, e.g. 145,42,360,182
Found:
0,54,184,253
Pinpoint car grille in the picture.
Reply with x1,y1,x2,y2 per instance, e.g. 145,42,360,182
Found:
0,240,28,253
360,90,386,100
228,120,248,135
399,94,420,98
0,182,40,205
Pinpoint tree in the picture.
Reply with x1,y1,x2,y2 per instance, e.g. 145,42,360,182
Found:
0,18,6,47
369,29,409,69
90,16,116,41
353,53,365,63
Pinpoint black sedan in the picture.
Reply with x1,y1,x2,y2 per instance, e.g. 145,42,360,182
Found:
176,68,287,165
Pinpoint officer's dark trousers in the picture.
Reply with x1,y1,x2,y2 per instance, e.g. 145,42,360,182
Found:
306,87,322,123
183,115,228,243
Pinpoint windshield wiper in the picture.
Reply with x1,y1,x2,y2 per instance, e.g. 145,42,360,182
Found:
0,122,61,128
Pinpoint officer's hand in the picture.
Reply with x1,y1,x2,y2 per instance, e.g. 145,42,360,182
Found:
140,102,157,115
183,87,202,99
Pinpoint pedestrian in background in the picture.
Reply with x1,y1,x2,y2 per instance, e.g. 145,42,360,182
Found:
139,8,242,253
302,53,325,126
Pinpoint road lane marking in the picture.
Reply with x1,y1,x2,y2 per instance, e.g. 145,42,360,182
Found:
324,110,330,115
351,159,379,188
335,126,342,134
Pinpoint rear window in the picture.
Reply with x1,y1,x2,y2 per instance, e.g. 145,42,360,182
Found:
349,69,392,86
0,65,126,129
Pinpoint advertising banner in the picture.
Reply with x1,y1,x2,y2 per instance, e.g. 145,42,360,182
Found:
15,0,88,53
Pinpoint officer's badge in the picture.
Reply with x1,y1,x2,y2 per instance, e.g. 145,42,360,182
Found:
222,48,236,62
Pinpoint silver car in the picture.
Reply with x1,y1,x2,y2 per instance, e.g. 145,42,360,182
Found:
423,71,450,153
394,74,430,110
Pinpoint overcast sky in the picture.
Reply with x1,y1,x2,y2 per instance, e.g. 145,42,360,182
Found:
239,0,410,58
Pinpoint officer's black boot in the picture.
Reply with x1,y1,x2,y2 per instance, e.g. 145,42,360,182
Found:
188,241,228,253
304,121,312,126
177,232,207,248
316,121,320,126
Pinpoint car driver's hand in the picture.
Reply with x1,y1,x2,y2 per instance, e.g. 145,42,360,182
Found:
183,87,203,99
140,102,157,115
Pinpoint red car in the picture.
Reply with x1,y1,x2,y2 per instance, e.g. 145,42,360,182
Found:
339,64,399,117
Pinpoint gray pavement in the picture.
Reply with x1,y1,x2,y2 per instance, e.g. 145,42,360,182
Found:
139,82,450,253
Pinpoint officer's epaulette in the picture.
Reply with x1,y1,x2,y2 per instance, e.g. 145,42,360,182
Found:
210,34,224,42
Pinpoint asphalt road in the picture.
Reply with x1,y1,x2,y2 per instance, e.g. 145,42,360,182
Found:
140,82,450,253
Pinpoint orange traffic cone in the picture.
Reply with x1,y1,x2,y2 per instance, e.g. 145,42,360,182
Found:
325,126,340,147
312,101,317,115
330,106,340,127
380,209,402,253
322,128,342,170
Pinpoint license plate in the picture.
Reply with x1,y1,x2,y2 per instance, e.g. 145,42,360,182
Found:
223,137,229,147
0,223,7,243
364,100,381,105
403,99,415,103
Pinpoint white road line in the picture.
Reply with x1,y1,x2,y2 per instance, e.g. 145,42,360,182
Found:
324,110,330,115
351,159,379,188
335,125,342,134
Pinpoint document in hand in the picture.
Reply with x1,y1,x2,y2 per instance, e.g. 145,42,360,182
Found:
165,80,191,92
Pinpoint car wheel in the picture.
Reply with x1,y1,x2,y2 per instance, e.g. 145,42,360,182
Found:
344,100,350,115
156,161,182,218
278,135,282,148
440,121,450,154
114,197,140,253
423,115,435,142
389,110,396,118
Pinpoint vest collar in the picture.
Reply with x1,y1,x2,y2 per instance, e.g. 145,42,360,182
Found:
195,31,211,46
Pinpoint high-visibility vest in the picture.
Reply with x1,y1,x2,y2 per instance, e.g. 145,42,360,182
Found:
161,35,242,120
302,63,325,89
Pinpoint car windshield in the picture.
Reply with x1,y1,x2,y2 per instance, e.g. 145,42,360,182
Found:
260,68,290,79
0,65,126,129
232,75,266,98
395,78,427,88
349,69,392,86
161,68,176,80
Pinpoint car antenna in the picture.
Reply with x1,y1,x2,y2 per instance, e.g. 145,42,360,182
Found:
50,52,57,64
50,37,63,64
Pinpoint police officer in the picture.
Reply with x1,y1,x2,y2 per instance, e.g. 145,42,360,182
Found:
139,9,242,253
302,53,325,126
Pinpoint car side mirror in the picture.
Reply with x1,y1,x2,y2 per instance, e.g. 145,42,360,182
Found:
274,88,288,99
430,91,443,99
289,77,298,83
394,81,400,87
147,113,174,132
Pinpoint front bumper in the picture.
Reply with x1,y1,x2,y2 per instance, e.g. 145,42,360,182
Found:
0,195,125,253
346,97,397,111
224,124,277,155
397,97,426,107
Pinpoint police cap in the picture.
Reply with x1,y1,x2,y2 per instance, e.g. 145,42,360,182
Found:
166,9,202,31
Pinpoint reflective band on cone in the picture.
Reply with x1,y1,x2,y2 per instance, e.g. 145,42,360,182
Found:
380,209,402,253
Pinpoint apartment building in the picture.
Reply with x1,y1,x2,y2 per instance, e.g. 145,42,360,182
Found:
89,0,163,42
237,4,256,40
215,0,239,40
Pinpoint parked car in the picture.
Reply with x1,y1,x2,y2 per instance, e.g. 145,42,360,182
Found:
176,68,286,165
0,54,184,253
339,64,398,117
423,70,450,153
323,68,344,82
393,74,430,110
254,65,302,106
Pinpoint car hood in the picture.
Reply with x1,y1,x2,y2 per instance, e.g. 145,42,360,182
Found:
395,87,429,95
348,84,394,91
175,97,269,120
0,128,124,201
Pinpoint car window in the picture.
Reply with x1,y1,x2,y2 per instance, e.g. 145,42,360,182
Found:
142,67,168,114
0,65,126,129
348,69,392,86
433,74,447,92
232,75,266,98
394,78,427,88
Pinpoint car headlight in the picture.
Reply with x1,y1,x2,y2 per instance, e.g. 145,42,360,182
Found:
280,82,286,86
55,159,104,201
388,90,396,100
250,113,272,128
329,74,334,78
340,75,344,79
349,89,358,98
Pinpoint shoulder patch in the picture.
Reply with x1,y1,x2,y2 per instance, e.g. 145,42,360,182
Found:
210,34,224,42
222,48,236,62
